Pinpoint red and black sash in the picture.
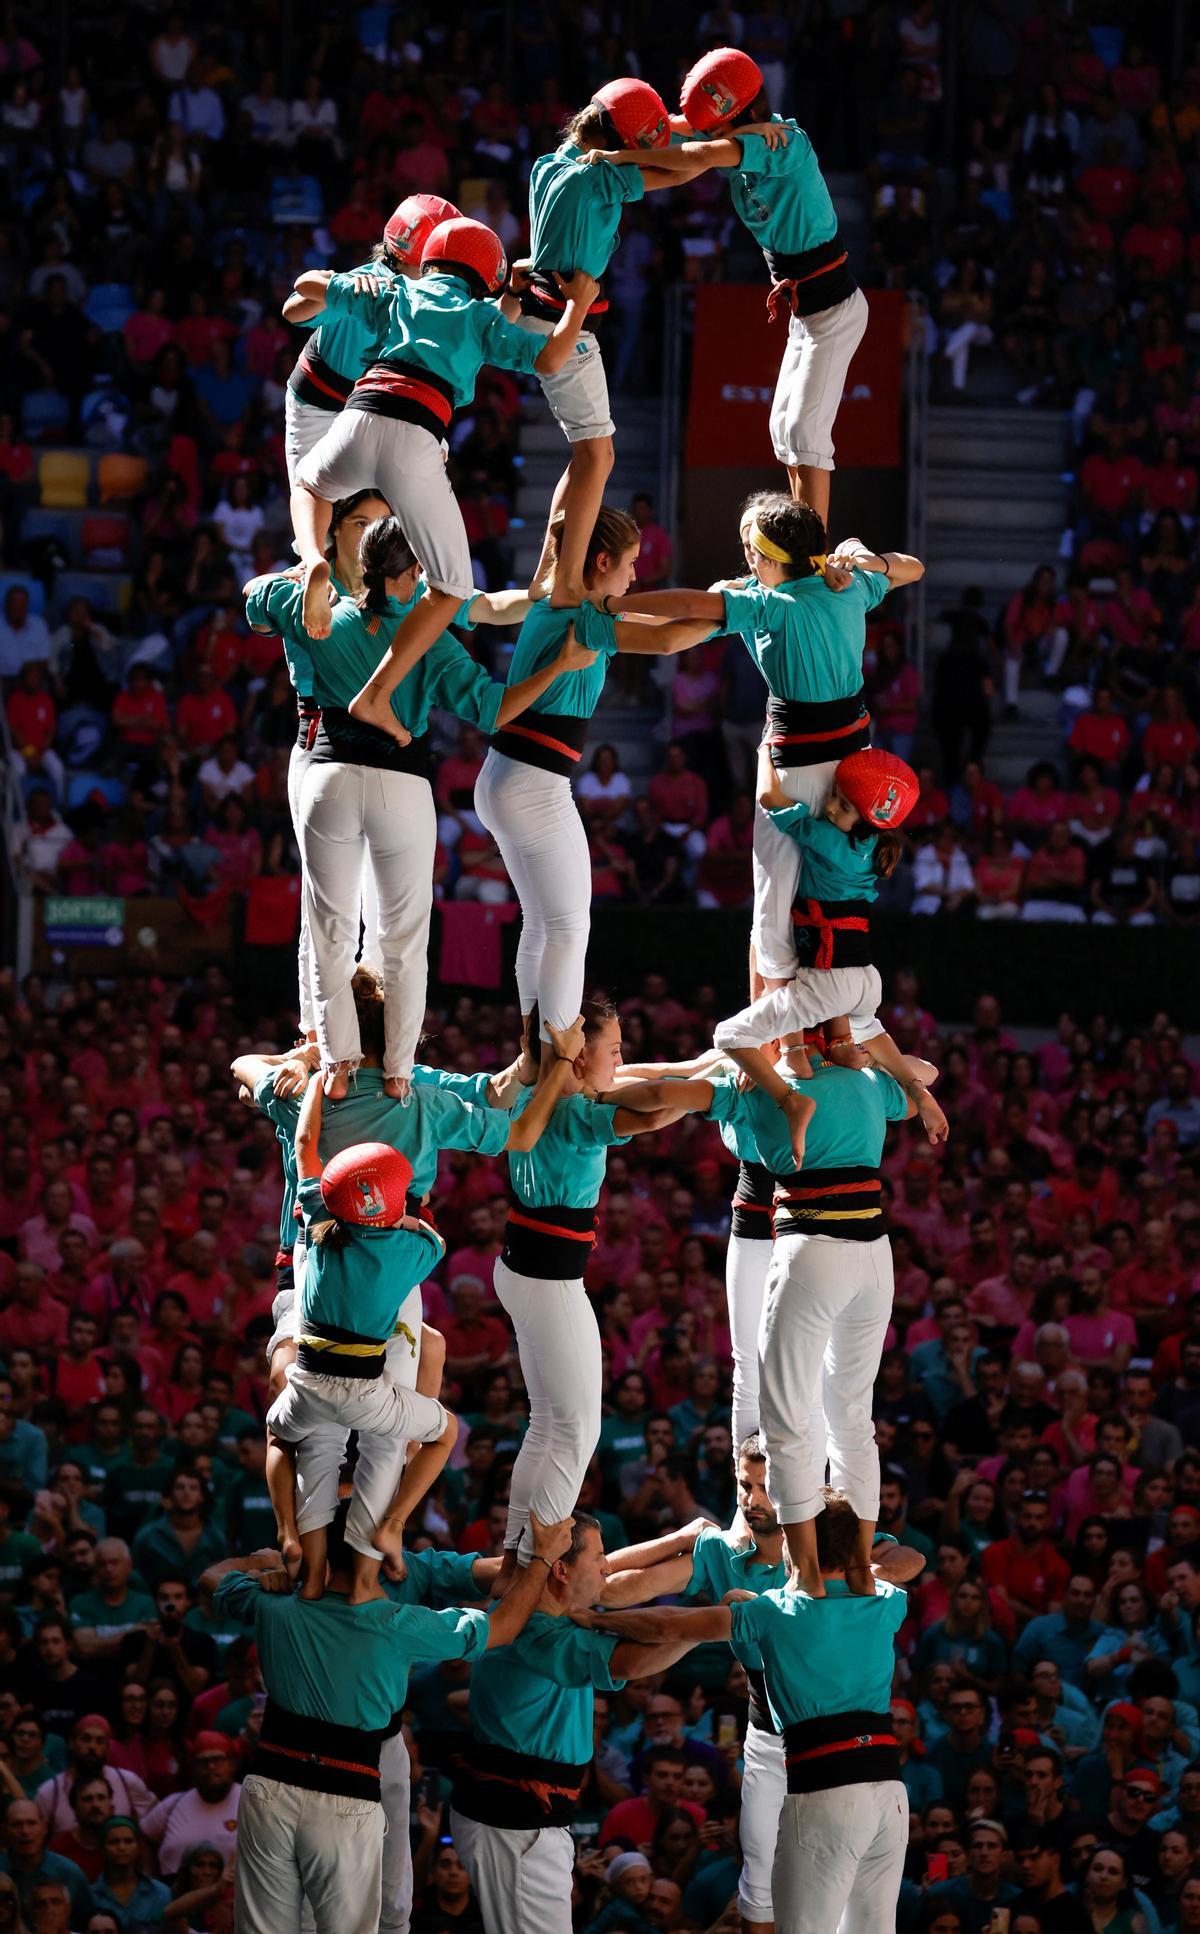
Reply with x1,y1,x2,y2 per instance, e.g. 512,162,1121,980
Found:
731,1159,775,1242
766,691,870,770
254,1701,386,1802
763,235,857,320
502,1200,597,1280
288,342,355,412
452,1741,590,1829
784,1710,899,1794
520,268,609,320
791,896,873,970
773,1165,884,1242
492,708,589,777
347,358,456,438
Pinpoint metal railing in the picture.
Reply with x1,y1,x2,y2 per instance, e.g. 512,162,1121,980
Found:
0,700,33,979
905,295,931,680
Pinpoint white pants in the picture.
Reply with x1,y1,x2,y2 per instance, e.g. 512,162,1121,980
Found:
751,761,838,981
773,1782,908,1934
288,737,317,1038
942,320,993,391
267,1358,447,1559
298,762,435,1080
727,1233,772,1448
285,390,341,490
449,1809,574,1934
493,1260,602,1558
759,1233,893,1524
715,970,885,1056
517,315,614,441
740,1724,787,1924
379,1731,412,1934
297,413,475,599
235,1774,384,1934
474,750,590,1032
770,288,869,471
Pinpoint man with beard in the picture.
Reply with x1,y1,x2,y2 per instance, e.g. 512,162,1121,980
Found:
600,1435,924,1934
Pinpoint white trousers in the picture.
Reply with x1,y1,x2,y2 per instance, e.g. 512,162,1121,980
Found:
449,1809,574,1934
759,1233,893,1524
517,316,614,441
235,1774,384,1934
379,1731,412,1934
474,751,590,1032
493,1259,602,1558
772,1782,908,1934
285,391,338,490
770,287,869,471
716,968,885,1056
296,413,475,599
288,738,317,1037
739,1724,787,1923
298,762,435,1080
751,761,838,981
267,1354,446,1559
727,1233,772,1448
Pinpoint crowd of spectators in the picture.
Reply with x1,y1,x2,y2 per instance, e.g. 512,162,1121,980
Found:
0,960,1198,1932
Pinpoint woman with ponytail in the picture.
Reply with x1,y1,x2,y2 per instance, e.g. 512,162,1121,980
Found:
474,503,714,1065
246,514,595,1099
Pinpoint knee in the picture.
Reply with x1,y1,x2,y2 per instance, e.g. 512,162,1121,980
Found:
574,437,614,474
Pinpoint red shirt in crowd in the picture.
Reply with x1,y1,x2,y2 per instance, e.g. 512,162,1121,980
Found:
980,1536,1070,1614
176,687,237,751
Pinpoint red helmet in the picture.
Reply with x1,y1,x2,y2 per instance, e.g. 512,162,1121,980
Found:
320,1142,413,1227
592,77,670,151
421,217,508,296
834,748,920,830
679,48,764,132
383,194,463,267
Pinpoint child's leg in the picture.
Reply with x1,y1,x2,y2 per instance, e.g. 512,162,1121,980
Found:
265,1429,301,1571
520,319,614,605
297,1523,328,1600
344,1385,457,1593
824,1017,867,1069
546,439,615,608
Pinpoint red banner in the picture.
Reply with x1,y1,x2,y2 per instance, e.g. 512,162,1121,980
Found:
684,286,904,470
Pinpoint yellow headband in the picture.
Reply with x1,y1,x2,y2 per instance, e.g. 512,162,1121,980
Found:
748,520,827,574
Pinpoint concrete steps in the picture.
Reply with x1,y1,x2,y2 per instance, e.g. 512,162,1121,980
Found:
924,403,1070,624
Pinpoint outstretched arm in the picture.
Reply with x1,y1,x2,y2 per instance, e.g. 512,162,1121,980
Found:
827,539,925,589
470,588,535,627
609,588,727,623
581,1604,733,1677
615,617,716,657
294,1074,325,1180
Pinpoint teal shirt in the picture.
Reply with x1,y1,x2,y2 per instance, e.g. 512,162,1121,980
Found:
69,1585,157,1636
214,1571,489,1728
529,143,645,279
722,569,890,704
707,1059,908,1174
507,1088,630,1208
296,1175,445,1341
258,1066,510,1204
411,1067,496,1108
324,270,544,409
468,1611,624,1764
89,1872,170,1931
302,255,399,383
130,1516,227,1590
729,1578,908,1730
766,800,881,903
503,599,619,718
383,1547,482,1611
690,1525,786,1601
719,118,839,258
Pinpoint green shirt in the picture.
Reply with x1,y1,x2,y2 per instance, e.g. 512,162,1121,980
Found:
214,1572,489,1727
503,599,618,719
766,800,880,904
300,254,399,383
507,1089,629,1209
324,270,544,410
0,1531,41,1593
130,1516,227,1590
719,118,839,258
412,1068,496,1108
261,1067,510,1205
722,569,890,705
529,142,646,279
296,1176,444,1342
706,1059,908,1176
468,1611,624,1764
729,1579,908,1730
69,1585,156,1637
383,1547,482,1611
243,572,319,703
224,1475,276,1555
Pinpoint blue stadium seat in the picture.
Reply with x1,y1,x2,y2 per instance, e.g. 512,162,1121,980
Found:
83,283,136,334
0,572,46,615
18,509,79,562
22,390,71,442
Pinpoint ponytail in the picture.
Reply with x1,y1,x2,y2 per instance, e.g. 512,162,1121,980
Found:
356,515,417,614
855,827,904,879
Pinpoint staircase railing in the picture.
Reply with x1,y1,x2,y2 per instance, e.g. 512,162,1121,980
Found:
905,295,931,680
0,698,33,979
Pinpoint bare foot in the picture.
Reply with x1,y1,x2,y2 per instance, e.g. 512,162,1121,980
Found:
788,1565,825,1598
782,1090,816,1169
846,1565,877,1596
297,1572,324,1601
347,1574,387,1604
347,684,413,746
323,1065,349,1100
371,1520,406,1584
301,558,333,639
827,1038,867,1070
383,1074,411,1101
279,1534,302,1577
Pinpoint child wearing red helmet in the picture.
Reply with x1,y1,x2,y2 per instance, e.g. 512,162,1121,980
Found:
581,47,867,524
279,193,460,488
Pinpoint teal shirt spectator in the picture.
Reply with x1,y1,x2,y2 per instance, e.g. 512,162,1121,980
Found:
502,600,619,718
669,1396,727,1448
69,1585,157,1638
729,1579,907,1730
1084,1622,1172,1693
296,1175,444,1343
1011,1610,1106,1681
529,143,646,278
0,1530,42,1593
468,1612,624,1763
717,118,840,258
908,1337,989,1422
214,1571,490,1726
0,1849,92,1927
244,574,496,739
323,270,545,409
721,569,890,705
901,1756,943,1810
0,1419,48,1493
89,1870,171,1933
765,800,881,903
911,1619,1009,1682
506,1089,630,1209
706,1058,908,1179
131,1515,227,1591
682,1854,741,1927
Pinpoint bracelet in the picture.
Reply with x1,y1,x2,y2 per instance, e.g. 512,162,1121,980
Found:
533,1554,553,1570
879,554,891,578
601,593,618,615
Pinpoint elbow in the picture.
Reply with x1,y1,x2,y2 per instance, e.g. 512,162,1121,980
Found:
535,344,567,377
438,1408,459,1451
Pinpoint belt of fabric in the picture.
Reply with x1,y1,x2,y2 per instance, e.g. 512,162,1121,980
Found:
296,1318,389,1381
520,269,609,318
747,1668,779,1735
311,708,433,778
347,358,455,437
791,896,873,970
731,1158,776,1241
763,236,857,320
784,1711,899,1794
491,708,589,777
766,691,870,769
502,1200,597,1281
288,342,354,411
773,1165,884,1242
254,1700,385,1801
451,1740,590,1829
